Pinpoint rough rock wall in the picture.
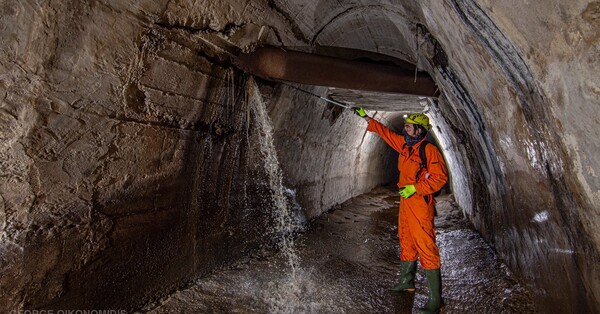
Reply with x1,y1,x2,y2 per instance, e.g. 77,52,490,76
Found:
0,0,288,311
417,1,600,312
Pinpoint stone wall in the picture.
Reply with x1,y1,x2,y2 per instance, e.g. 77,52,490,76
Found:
0,0,282,310
419,1,600,312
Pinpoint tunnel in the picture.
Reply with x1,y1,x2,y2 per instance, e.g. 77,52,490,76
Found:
1,0,599,313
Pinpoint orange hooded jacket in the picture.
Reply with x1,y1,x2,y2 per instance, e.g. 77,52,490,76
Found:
367,119,448,200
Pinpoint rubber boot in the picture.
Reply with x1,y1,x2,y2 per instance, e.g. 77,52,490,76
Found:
390,260,417,292
419,268,444,314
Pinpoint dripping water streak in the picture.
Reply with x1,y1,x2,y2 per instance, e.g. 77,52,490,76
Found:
246,78,303,313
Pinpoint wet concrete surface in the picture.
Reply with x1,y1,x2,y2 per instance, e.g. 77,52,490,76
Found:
141,185,535,313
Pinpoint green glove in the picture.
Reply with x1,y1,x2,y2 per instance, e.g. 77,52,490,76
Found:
399,185,416,199
353,107,367,117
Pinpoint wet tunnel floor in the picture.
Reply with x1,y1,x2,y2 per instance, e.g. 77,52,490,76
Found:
141,185,535,314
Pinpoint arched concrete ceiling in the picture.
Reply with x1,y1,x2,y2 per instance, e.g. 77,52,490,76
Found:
311,5,415,56
268,2,432,111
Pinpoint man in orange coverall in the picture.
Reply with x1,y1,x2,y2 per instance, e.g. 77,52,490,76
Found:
354,107,448,314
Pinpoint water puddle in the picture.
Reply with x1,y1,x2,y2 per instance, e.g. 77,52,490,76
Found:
142,186,535,313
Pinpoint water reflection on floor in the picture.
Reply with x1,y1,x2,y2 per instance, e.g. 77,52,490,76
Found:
141,186,535,313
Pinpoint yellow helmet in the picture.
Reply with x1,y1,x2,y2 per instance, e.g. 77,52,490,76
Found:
405,113,431,130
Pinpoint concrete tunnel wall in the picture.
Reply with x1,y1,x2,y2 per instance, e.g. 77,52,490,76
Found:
1,0,599,313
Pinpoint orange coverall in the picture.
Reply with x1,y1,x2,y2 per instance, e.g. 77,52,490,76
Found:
367,119,448,269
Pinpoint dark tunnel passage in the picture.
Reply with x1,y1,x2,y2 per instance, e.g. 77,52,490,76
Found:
1,1,599,313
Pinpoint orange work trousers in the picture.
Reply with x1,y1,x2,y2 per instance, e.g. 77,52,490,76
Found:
398,196,440,270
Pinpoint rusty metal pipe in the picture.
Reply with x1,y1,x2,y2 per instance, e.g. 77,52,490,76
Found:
233,46,438,97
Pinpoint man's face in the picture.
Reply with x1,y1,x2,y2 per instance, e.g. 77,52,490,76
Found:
404,123,420,137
